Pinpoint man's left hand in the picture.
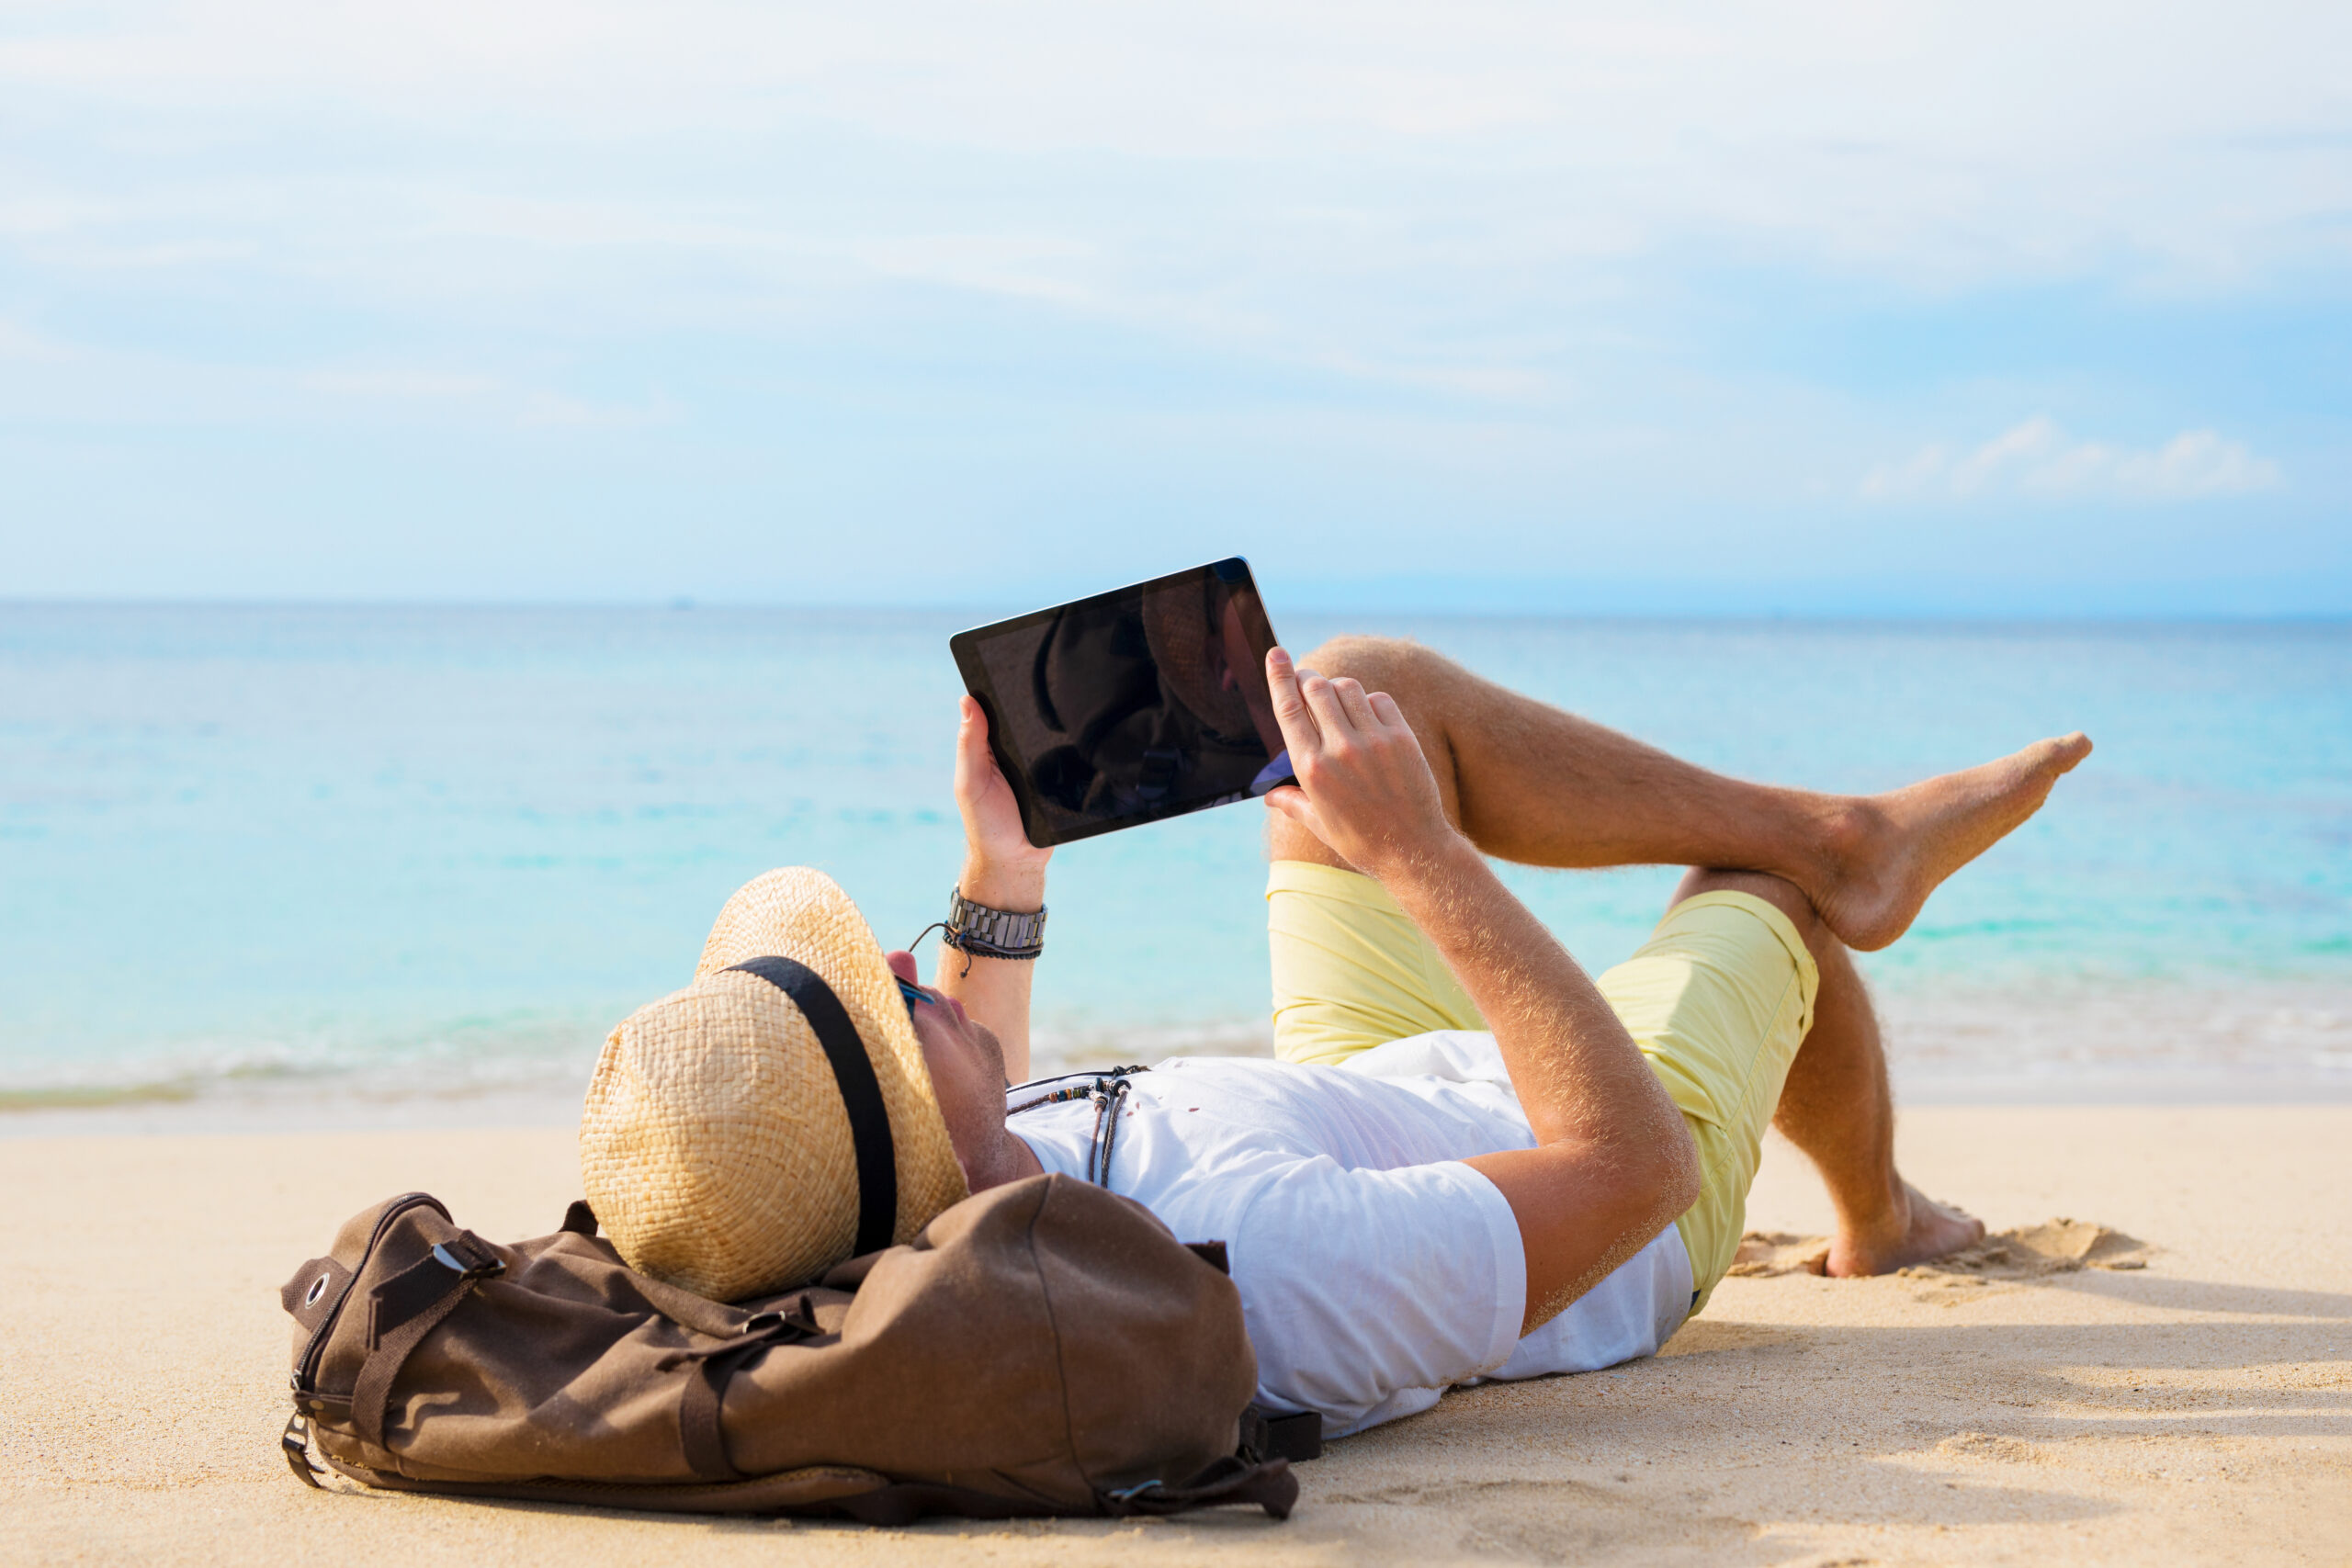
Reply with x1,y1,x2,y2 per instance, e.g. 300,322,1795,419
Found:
955,695,1050,905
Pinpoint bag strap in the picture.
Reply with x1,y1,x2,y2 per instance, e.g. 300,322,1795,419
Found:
668,1301,827,1481
676,1351,752,1482
549,1189,829,1482
1102,1454,1297,1519
349,1228,505,1450
1240,1406,1323,1463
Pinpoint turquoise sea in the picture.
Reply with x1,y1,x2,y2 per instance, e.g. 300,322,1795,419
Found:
4,606,2347,1128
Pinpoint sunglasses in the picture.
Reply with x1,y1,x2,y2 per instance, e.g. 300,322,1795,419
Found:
894,976,932,1020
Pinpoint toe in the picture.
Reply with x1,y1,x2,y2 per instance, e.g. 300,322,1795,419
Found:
2045,732,2094,770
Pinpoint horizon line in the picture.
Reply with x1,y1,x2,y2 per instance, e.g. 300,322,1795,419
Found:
5,595,2350,629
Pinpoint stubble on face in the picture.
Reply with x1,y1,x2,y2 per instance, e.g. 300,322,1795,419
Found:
911,1005,1034,1192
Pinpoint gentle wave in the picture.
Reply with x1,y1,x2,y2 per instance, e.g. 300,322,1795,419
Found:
0,1021,1275,1116
0,1080,202,1111
6,980,2348,1134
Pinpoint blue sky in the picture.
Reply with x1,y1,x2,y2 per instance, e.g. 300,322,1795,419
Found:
3,1,2347,614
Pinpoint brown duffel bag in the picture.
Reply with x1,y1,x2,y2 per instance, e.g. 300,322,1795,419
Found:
277,1172,1298,1523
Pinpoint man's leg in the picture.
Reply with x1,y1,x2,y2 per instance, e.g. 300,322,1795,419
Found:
1280,636,2090,953
1259,635,2024,1273
1665,868,1984,1276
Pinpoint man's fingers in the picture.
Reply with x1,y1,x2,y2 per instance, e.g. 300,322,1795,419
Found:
1264,647,1322,753
956,695,1020,804
1331,676,1377,730
955,695,989,770
1263,784,1329,844
1299,668,1355,739
1367,690,1408,730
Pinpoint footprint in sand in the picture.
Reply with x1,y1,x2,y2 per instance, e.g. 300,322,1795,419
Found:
1727,1232,1832,1277
1937,1431,2051,1465
1728,1219,2153,1304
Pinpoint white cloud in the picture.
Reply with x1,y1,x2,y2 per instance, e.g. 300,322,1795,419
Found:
0,0,2343,421
1861,418,2285,503
298,368,503,402
0,0,2334,607
4,1,2350,305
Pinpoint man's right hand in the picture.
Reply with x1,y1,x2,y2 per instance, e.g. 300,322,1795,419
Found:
1261,646,1459,883
1263,644,1698,1336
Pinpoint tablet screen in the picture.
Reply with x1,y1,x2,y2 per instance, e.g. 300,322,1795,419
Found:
950,558,1295,847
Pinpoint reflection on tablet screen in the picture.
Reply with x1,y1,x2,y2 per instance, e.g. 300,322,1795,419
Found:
951,558,1294,846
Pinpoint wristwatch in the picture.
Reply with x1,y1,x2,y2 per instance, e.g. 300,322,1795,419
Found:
944,888,1047,960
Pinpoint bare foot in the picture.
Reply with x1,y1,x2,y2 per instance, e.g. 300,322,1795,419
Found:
1813,732,2093,952
1826,1183,1986,1277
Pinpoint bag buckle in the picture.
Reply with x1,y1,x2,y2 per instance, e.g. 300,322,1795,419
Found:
280,1412,328,1489
431,1235,505,1279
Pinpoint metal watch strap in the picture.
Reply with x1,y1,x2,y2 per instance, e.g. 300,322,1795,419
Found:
944,888,1046,959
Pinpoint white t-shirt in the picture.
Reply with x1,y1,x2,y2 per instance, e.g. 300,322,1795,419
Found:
1008,1030,1693,1438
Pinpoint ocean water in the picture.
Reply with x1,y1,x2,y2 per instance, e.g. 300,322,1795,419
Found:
3,605,2347,1129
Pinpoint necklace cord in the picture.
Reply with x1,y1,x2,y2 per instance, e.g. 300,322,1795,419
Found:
1003,1067,1147,1188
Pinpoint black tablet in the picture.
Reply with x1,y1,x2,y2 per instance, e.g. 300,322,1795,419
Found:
950,558,1296,848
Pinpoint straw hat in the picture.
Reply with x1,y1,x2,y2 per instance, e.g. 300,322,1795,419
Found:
579,868,968,1301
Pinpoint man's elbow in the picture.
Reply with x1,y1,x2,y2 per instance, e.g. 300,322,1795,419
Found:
1660,1145,1702,1218
1637,1121,1702,1224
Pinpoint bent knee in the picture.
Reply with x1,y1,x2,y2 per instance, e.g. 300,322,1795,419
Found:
1671,868,1824,947
1301,634,1448,691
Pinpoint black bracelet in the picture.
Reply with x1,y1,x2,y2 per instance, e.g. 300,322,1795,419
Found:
943,888,1046,961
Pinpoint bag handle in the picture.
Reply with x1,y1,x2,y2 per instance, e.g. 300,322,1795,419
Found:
349,1227,505,1450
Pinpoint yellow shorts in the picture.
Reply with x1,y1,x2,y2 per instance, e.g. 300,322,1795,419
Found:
1267,860,1818,1314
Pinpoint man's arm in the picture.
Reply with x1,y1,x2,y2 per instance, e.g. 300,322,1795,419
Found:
934,696,1051,1084
1261,647,1700,1334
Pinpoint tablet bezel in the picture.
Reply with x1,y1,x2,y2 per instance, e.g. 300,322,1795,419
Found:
948,557,1291,849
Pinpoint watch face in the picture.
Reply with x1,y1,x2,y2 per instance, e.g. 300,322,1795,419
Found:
948,558,1295,849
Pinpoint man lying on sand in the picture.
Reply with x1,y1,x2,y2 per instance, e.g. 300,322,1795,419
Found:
583,637,2091,1438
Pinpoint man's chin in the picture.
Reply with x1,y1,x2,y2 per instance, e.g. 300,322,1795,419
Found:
980,1025,1012,1080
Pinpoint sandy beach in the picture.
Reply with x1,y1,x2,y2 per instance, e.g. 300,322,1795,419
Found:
3,1104,2346,1566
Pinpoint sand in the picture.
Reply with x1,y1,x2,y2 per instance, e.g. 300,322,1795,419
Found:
4,1106,2348,1566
